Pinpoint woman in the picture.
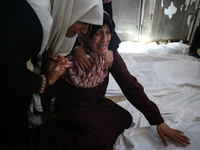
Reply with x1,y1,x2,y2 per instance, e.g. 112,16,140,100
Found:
0,0,103,150
72,0,120,71
32,12,190,150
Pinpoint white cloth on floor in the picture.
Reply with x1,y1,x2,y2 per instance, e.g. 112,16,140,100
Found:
107,42,200,150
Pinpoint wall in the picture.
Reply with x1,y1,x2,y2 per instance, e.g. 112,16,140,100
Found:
149,0,198,42
112,0,141,41
112,0,200,43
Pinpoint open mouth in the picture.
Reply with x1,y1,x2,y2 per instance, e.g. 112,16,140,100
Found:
98,44,107,49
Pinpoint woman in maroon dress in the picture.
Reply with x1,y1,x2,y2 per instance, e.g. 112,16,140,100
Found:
32,11,190,150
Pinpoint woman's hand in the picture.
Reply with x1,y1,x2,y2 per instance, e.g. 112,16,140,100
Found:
72,46,91,71
103,50,113,70
157,122,191,146
47,54,71,85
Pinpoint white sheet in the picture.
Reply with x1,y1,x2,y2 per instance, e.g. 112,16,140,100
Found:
107,42,200,150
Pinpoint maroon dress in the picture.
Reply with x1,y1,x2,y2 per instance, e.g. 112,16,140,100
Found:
32,51,164,150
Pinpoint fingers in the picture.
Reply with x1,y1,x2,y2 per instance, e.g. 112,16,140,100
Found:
72,46,91,71
157,123,190,147
83,58,91,69
78,59,90,71
103,62,112,70
103,50,114,70
164,129,190,146
160,134,168,146
78,61,87,71
58,59,72,70
168,129,191,146
157,126,168,146
173,129,184,134
47,54,72,85
63,58,72,68
109,63,113,68
73,54,91,71
49,54,65,62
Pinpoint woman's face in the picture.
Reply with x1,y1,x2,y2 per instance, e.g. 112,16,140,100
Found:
66,21,89,37
89,23,111,55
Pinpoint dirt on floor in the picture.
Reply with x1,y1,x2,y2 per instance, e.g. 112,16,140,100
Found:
106,96,127,103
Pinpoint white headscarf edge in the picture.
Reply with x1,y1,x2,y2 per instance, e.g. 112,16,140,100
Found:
47,0,103,56
27,0,103,57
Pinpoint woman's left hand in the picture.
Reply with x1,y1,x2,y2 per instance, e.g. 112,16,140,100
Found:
72,46,91,71
157,122,191,146
103,50,113,70
47,55,71,85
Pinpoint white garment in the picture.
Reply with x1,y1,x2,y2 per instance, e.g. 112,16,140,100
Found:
27,0,103,57
29,0,103,113
47,0,103,56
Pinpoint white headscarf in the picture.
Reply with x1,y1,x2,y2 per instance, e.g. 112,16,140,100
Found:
47,0,103,56
27,0,103,57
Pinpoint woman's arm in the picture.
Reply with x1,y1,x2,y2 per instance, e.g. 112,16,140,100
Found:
110,51,190,146
110,51,164,125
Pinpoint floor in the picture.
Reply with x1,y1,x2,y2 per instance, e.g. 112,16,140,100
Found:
107,41,200,150
28,41,200,150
